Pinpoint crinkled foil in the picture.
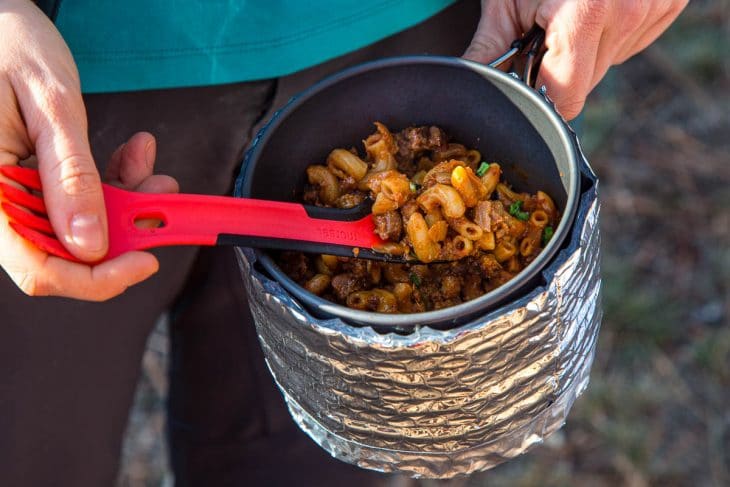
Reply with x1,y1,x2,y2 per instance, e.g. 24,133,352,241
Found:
236,179,601,479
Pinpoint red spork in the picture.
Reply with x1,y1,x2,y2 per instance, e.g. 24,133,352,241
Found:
0,165,407,263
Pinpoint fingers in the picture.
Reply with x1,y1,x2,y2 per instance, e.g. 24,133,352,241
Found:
0,2,164,299
0,203,159,300
463,1,523,64
1,128,173,300
463,21,512,65
534,0,688,120
136,175,179,194
47,251,159,301
103,132,179,230
8,251,159,301
104,131,157,188
465,1,688,121
104,132,180,194
464,0,603,120
535,1,608,120
2,0,108,261
613,0,689,64
21,77,109,262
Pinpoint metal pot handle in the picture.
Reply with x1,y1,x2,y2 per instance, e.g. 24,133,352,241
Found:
487,26,599,189
488,24,546,88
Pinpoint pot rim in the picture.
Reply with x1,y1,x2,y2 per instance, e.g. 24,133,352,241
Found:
238,55,581,329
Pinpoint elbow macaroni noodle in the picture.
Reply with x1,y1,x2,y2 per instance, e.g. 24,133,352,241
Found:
279,123,561,313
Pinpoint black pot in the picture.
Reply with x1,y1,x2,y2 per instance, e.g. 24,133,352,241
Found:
236,56,589,330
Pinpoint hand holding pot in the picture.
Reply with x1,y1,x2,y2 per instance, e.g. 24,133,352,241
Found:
464,0,689,120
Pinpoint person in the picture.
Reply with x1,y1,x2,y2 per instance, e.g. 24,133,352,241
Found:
0,0,688,485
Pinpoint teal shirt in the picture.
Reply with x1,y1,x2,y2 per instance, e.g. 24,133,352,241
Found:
55,1,457,94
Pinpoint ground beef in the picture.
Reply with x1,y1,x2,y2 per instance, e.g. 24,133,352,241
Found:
399,200,419,228
395,126,448,162
478,254,503,279
373,211,403,241
335,191,366,208
302,186,319,205
330,273,365,301
338,175,358,193
341,258,370,278
277,252,311,282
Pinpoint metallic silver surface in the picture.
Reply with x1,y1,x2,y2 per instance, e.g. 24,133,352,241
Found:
236,182,601,479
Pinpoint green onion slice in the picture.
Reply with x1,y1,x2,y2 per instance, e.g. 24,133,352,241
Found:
476,161,490,177
508,200,530,221
542,226,554,246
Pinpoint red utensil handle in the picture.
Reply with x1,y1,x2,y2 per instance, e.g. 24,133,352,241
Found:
103,184,381,259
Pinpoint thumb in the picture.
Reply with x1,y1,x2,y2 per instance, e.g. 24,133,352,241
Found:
463,6,518,65
32,90,108,262
464,1,535,64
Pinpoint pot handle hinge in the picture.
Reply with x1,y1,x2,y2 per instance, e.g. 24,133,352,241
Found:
488,25,600,186
488,24,546,89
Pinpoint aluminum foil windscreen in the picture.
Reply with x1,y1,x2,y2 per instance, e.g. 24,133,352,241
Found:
235,179,601,479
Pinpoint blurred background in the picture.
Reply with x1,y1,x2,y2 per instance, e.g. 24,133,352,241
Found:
116,1,729,485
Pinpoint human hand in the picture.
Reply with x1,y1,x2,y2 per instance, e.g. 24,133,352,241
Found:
1,130,179,300
0,1,177,300
463,0,688,120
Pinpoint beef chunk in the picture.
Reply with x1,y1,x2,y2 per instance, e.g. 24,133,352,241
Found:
330,273,364,301
277,252,311,282
373,211,403,241
395,126,448,161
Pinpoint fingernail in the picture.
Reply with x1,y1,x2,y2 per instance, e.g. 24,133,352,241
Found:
70,213,105,252
144,141,155,167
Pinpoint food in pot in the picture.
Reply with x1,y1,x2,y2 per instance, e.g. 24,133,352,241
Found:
277,123,560,313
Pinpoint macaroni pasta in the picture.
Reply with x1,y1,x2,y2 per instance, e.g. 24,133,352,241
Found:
280,123,560,313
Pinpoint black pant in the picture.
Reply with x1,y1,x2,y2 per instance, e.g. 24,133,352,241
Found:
0,2,480,485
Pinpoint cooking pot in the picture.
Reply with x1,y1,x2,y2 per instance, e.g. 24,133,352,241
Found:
232,31,602,478
236,53,593,330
